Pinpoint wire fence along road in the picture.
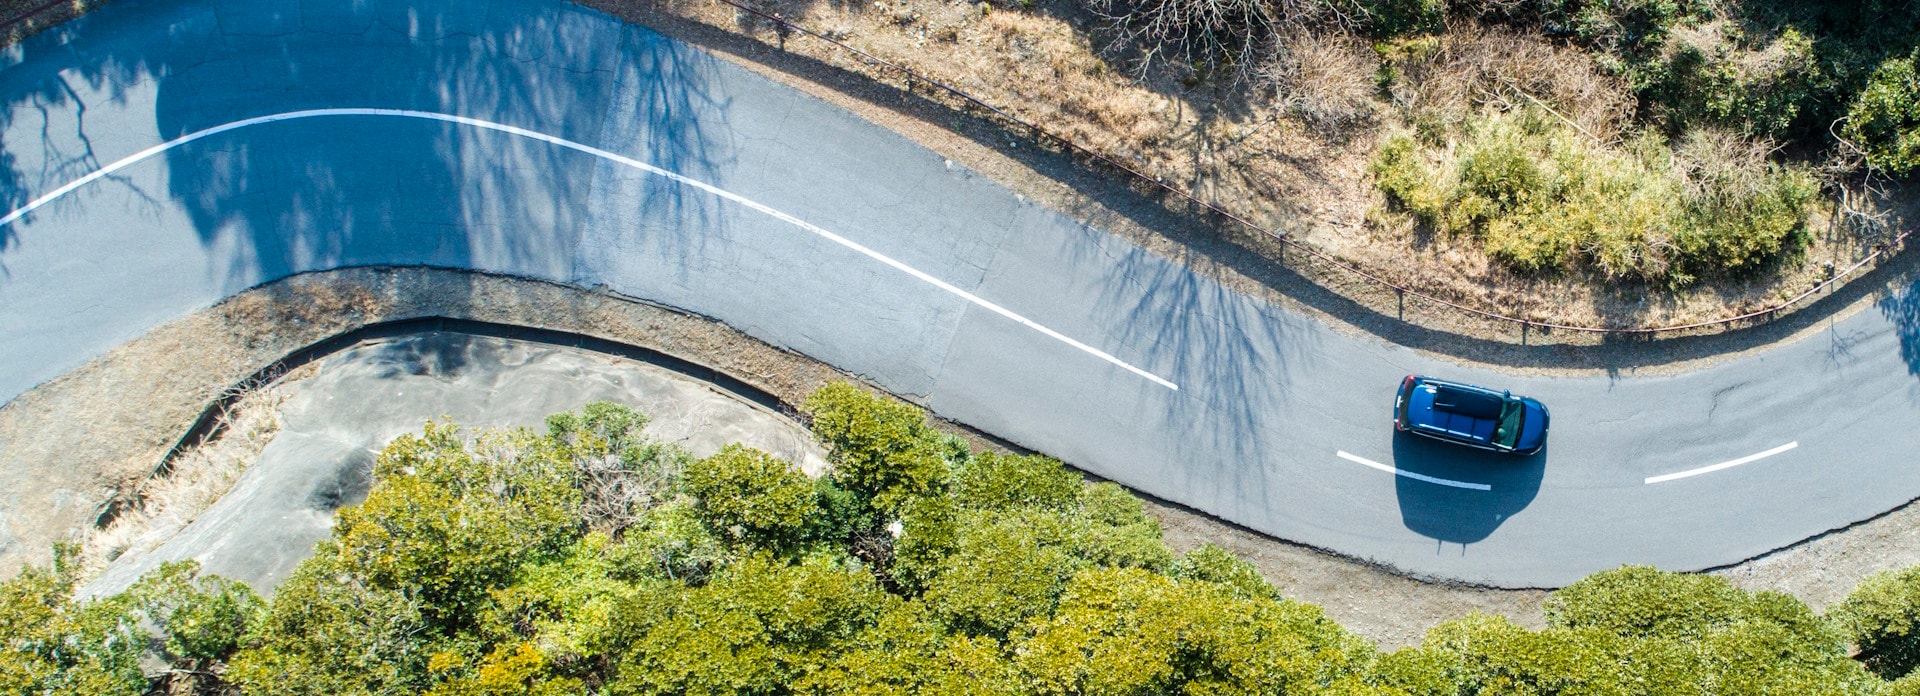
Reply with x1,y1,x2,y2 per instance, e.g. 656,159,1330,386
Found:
3,0,1907,339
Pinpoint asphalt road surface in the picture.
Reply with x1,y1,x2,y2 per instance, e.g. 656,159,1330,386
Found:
3,0,1917,586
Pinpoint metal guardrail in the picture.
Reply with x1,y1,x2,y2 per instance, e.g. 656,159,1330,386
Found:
2,0,1907,337
709,0,1914,338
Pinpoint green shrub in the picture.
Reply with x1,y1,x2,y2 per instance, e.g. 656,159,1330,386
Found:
953,451,1082,512
1370,644,1469,696
1651,27,1819,138
1016,567,1379,695
1371,107,1816,285
1893,672,1920,696
1069,483,1174,571
1842,49,1920,175
226,544,437,693
134,561,266,666
804,383,948,514
332,422,584,622
793,602,1024,694
1833,566,1920,679
683,444,820,552
922,515,1078,637
612,552,888,694
1170,544,1278,600
619,500,728,584
1365,0,1446,38
1532,566,1876,693
0,550,170,696
547,400,690,534
1534,0,1707,67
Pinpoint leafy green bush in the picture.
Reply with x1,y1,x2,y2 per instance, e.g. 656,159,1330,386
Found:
1371,107,1816,285
804,382,949,515
611,552,889,694
1532,0,1708,69
38,388,1920,694
1652,26,1820,138
952,451,1082,512
333,421,585,622
1364,0,1446,38
1016,567,1379,694
1843,49,1920,176
684,444,820,552
1834,566,1920,679
1170,543,1279,600
922,515,1078,637
0,554,255,696
1538,566,1874,693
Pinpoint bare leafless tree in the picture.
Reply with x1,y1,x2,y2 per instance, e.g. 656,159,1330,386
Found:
1086,0,1367,83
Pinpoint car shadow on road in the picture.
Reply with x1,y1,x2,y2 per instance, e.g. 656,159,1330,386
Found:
1391,432,1545,547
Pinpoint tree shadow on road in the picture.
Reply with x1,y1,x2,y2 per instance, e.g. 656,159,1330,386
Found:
1391,432,1544,548
0,0,734,292
1877,275,1920,382
1054,224,1321,513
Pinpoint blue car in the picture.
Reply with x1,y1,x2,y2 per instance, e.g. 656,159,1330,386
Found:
1394,375,1549,455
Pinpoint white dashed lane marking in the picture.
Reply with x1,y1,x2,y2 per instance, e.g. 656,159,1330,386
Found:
1336,450,1492,491
1644,441,1797,484
0,108,1179,391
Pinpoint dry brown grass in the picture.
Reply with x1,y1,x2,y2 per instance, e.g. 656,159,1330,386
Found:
1263,31,1378,137
74,384,290,580
1382,24,1635,142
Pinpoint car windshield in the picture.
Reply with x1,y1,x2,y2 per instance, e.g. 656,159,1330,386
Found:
1492,399,1525,448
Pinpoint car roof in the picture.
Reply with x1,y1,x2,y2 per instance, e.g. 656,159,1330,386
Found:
1405,377,1519,446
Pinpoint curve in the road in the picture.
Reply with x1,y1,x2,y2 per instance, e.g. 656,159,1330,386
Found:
3,0,1919,586
0,107,1179,391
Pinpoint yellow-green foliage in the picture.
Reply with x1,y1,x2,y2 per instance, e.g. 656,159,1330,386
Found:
684,443,820,550
334,421,585,617
1834,565,1920,680
1016,567,1380,695
1451,566,1875,695
1843,49,1920,176
1170,543,1281,600
25,393,1920,694
1372,108,1817,286
0,556,257,696
804,382,949,514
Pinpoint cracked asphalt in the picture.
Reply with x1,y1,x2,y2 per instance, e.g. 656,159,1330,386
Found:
3,0,1920,586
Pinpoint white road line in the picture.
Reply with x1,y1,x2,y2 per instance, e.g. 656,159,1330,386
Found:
0,108,1178,391
1336,450,1492,491
1643,441,1797,484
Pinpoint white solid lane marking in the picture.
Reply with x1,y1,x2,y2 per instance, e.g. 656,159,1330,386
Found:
1643,441,1797,484
1336,450,1492,491
0,108,1178,391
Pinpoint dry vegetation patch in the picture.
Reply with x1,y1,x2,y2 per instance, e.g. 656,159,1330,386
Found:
75,382,294,580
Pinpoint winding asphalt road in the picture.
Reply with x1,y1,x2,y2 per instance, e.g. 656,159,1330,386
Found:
2,0,1917,587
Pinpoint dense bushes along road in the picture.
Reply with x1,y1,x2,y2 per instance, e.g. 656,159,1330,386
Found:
13,383,1920,693
1098,0,1920,285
